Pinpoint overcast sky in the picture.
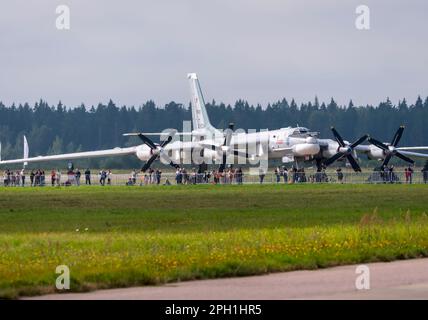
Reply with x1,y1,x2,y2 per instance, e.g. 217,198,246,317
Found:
0,0,427,108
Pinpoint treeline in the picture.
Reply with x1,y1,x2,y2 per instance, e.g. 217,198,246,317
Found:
0,96,427,168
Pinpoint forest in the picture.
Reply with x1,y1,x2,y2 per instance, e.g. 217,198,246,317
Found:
0,96,427,168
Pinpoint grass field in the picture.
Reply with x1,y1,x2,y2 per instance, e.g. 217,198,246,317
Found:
1,184,428,298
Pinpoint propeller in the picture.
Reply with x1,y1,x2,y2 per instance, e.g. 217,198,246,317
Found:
368,126,414,169
137,134,179,172
218,123,235,172
324,127,368,172
202,123,253,172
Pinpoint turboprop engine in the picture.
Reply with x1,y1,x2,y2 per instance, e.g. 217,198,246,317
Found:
367,126,414,168
292,137,320,156
135,144,153,161
366,145,385,160
323,127,368,172
125,133,180,172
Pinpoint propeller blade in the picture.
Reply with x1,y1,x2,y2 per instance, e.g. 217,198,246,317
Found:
222,152,227,165
219,163,226,173
315,158,322,172
395,152,415,164
218,147,230,172
159,150,180,169
391,126,405,147
217,123,236,173
346,154,361,172
369,126,413,169
223,123,234,147
204,144,221,152
381,153,393,169
331,127,346,147
137,134,157,150
368,137,389,151
141,155,157,172
160,135,173,148
232,150,252,158
350,135,368,149
169,162,180,169
324,152,345,166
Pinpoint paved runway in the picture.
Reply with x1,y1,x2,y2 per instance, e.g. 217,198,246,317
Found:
28,258,428,300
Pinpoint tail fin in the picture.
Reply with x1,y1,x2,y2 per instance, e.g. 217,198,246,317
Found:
188,73,216,133
23,135,29,167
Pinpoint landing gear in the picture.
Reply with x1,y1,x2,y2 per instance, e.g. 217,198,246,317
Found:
198,162,208,174
373,166,383,172
315,158,325,172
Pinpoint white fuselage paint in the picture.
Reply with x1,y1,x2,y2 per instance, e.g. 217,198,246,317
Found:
135,127,321,163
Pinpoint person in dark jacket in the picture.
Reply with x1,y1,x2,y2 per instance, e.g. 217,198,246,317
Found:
422,166,428,184
85,169,91,185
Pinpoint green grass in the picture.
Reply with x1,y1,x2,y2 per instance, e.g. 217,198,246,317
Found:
1,184,428,298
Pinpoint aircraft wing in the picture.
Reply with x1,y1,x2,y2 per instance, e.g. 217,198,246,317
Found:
353,145,428,158
0,146,137,165
354,145,371,152
397,146,428,151
398,150,428,159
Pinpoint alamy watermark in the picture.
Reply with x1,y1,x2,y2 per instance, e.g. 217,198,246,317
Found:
56,265,70,290
53,5,370,32
355,265,370,290
355,5,370,30
56,5,70,30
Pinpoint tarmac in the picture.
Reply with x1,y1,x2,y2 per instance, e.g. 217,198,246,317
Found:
27,258,428,300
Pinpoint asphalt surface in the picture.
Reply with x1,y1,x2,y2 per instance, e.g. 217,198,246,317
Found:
27,258,428,300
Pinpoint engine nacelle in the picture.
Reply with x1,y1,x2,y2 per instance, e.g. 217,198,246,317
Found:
135,144,153,161
322,146,337,159
367,146,385,160
292,143,320,157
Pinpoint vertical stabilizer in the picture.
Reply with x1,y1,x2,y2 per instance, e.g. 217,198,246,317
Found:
23,135,29,167
187,73,216,133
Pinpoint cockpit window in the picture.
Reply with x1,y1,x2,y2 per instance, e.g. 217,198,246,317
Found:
292,128,308,134
290,127,318,137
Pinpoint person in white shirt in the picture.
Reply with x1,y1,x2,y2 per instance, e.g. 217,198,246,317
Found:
107,170,112,185
20,169,25,186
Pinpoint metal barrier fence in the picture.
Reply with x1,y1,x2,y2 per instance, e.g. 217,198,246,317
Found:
2,170,428,187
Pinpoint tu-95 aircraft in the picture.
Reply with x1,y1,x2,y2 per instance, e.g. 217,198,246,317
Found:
1,73,428,172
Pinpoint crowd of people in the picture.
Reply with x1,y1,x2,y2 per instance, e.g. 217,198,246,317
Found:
2,169,26,186
2,164,428,186
138,169,162,186
172,167,244,185
272,166,329,184
372,165,414,184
